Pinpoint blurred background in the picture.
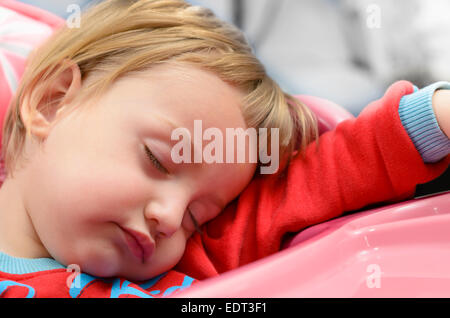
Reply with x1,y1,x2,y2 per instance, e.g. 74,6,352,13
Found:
13,0,450,193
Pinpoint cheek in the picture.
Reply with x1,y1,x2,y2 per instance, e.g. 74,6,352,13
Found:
29,156,143,222
22,141,152,263
27,109,149,220
152,230,188,270
32,126,153,218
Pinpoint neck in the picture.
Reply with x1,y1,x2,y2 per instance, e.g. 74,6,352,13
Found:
0,177,50,259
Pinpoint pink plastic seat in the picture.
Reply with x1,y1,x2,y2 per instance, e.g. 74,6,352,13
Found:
0,0,64,184
293,94,355,135
0,0,64,137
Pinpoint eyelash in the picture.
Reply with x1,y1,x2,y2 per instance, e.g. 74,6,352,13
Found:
188,208,203,235
144,145,167,174
144,145,202,235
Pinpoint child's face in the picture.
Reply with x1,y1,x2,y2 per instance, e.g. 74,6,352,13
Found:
21,63,257,280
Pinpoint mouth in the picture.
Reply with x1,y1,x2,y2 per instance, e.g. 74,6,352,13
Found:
119,225,155,264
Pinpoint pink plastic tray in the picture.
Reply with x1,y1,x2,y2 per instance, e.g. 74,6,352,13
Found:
175,191,450,297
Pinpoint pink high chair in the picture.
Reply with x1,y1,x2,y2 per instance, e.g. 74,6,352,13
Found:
1,0,449,298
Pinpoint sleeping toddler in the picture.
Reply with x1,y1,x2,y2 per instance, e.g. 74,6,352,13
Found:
0,0,448,298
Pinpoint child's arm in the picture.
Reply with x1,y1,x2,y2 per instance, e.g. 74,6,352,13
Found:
433,89,450,138
176,80,450,279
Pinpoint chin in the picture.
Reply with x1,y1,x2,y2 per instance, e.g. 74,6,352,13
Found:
80,258,120,278
67,248,121,279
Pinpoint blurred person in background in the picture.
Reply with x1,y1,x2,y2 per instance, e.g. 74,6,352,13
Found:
338,0,450,106
188,0,450,116
189,0,385,116
327,0,450,193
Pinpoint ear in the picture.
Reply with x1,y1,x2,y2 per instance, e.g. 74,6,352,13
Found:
20,59,82,139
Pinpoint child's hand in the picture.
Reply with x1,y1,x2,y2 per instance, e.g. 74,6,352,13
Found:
433,89,450,138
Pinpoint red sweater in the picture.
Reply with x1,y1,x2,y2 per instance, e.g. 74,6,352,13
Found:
0,80,449,298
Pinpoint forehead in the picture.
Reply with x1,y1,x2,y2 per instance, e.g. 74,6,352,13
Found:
126,62,247,130
106,62,251,155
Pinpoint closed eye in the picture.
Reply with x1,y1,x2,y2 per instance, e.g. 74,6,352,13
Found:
188,208,203,235
144,145,169,174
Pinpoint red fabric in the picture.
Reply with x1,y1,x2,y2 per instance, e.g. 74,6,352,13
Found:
1,82,449,297
175,80,450,279
0,268,197,298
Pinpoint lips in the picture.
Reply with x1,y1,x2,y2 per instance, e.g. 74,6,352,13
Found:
119,226,155,264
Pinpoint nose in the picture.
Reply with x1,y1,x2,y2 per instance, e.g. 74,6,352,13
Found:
144,201,186,239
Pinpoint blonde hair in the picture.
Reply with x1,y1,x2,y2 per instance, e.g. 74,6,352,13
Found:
2,0,318,178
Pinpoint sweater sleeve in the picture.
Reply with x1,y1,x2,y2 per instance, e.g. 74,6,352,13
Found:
176,80,450,279
398,81,450,163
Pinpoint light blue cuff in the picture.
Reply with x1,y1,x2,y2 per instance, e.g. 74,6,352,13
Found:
398,81,450,163
0,251,65,274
